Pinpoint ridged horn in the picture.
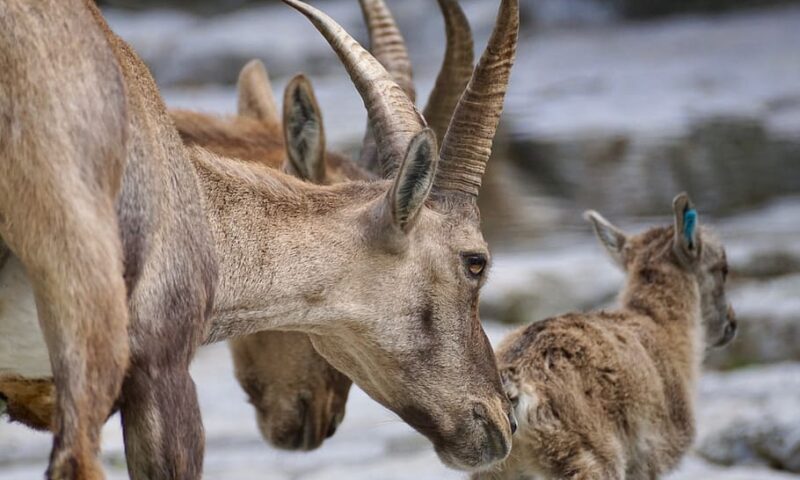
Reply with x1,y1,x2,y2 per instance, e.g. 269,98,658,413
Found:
358,0,416,176
422,0,474,148
434,0,518,199
359,0,415,102
282,0,425,177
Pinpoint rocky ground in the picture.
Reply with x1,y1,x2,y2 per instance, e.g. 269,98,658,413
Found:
2,1,800,478
2,313,798,479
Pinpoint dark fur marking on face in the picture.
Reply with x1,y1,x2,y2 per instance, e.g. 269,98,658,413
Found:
419,299,435,333
397,404,445,446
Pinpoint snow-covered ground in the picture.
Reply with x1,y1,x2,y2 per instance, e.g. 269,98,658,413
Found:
2,327,798,479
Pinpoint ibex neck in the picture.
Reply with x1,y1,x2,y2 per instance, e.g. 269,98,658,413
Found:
620,263,699,327
620,262,703,380
189,147,387,343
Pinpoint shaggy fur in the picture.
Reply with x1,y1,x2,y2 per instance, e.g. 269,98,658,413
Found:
475,194,736,480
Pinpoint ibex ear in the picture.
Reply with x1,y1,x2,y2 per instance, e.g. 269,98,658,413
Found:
672,192,701,266
237,59,279,121
584,210,628,268
282,74,326,183
388,129,438,232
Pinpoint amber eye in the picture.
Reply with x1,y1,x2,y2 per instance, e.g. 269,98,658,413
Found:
464,254,487,278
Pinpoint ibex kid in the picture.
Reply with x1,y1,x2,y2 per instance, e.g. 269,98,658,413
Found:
478,194,737,480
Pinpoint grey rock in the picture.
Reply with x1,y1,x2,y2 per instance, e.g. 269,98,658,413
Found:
480,244,623,325
668,456,800,480
694,363,800,474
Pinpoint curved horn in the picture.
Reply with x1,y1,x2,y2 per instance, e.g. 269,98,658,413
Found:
434,0,518,199
422,0,474,148
282,0,425,177
358,0,415,102
357,0,416,176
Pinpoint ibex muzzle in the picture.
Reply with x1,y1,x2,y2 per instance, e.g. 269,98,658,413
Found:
281,0,520,470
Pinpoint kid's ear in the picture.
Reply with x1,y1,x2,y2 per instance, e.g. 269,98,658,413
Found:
237,59,279,121
672,192,701,266
584,210,628,268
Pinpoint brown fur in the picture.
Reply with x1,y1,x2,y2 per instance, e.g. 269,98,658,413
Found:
476,195,736,480
1,2,132,477
0,66,363,452
0,0,517,476
171,110,371,185
0,376,55,431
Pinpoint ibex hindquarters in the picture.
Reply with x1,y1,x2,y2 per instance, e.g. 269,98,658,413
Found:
0,2,130,477
2,0,218,476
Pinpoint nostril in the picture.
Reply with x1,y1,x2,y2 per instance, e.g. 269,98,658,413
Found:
508,411,518,435
326,418,338,438
727,321,737,336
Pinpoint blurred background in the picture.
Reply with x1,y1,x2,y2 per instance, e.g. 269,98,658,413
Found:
2,0,800,478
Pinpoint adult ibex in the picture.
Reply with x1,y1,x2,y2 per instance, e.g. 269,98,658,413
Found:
0,0,477,451
169,0,476,451
477,194,737,479
0,0,519,477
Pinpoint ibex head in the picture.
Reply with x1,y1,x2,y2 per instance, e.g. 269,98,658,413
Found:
282,0,519,470
585,193,737,349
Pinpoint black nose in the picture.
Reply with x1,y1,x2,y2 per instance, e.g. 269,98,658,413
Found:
326,418,338,438
725,319,738,339
508,411,518,434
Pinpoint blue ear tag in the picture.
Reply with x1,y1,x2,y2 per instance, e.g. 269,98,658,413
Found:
683,208,697,247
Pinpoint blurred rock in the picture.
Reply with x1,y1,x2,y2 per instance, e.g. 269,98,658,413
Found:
104,2,361,86
668,456,800,480
107,2,800,233
99,0,800,22
481,243,624,325
606,0,800,18
506,117,800,219
694,363,800,473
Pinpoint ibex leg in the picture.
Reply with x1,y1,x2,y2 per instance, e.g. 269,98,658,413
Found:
120,364,204,480
0,184,129,480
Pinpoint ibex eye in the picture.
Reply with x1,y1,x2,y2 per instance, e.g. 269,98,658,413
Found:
464,254,487,278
